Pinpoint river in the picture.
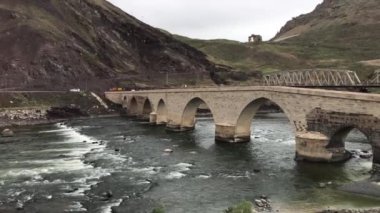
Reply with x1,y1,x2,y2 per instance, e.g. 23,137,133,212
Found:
0,114,379,213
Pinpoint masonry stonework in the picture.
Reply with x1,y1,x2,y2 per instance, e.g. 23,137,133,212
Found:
105,86,380,171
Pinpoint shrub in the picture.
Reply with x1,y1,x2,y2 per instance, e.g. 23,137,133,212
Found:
224,200,254,213
152,205,165,213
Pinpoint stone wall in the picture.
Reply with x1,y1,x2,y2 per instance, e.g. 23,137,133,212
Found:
306,108,378,140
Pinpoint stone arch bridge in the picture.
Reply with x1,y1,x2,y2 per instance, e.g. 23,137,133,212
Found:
105,86,380,172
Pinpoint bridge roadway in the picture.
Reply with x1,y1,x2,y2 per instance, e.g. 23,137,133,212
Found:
105,86,380,172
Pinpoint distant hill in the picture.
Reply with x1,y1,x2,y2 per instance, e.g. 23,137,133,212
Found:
273,0,380,76
173,34,305,73
174,0,380,82
2,0,379,89
0,0,220,90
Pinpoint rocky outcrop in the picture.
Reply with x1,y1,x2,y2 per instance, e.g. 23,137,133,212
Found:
254,195,271,212
0,0,221,91
273,0,380,43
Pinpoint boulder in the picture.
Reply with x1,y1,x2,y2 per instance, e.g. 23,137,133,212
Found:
101,191,113,201
319,183,326,188
254,199,264,207
15,200,24,210
1,128,14,137
164,149,173,153
254,196,271,211
360,153,373,159
65,187,79,193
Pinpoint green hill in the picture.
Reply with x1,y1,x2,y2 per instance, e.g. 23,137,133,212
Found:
173,35,305,73
172,0,380,82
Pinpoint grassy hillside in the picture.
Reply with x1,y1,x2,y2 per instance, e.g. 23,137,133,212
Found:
174,33,378,81
174,35,304,73
272,0,380,79
172,0,380,82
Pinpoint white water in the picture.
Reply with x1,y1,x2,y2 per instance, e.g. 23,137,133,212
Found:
0,123,122,212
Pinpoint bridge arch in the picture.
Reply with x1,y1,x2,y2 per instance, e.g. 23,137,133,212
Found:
142,98,153,119
181,97,214,130
156,99,167,124
328,126,370,148
326,125,371,162
235,97,295,141
122,96,128,107
129,97,138,115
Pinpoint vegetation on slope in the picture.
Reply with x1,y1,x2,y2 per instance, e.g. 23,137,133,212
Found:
172,0,380,83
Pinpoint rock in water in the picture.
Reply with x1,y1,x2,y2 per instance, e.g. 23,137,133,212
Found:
360,153,373,159
65,187,79,193
164,149,173,153
319,183,327,188
101,191,113,201
15,200,24,210
1,128,14,137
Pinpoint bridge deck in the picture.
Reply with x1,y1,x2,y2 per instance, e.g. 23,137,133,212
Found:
105,86,380,102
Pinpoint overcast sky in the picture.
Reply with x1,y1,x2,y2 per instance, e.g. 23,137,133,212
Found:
107,0,323,41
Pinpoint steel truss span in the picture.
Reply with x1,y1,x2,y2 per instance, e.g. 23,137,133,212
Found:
264,69,363,87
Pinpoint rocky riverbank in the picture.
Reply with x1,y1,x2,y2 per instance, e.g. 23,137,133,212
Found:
0,107,120,129
0,91,122,129
319,208,380,213
226,199,380,213
0,107,51,128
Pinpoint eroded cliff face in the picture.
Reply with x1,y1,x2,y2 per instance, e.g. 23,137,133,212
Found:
0,0,219,90
273,0,380,43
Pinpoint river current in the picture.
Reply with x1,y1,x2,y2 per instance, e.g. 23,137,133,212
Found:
0,114,379,213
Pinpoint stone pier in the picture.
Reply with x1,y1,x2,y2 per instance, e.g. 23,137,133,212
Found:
105,86,380,171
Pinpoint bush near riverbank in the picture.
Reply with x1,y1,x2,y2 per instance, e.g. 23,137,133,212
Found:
225,200,256,213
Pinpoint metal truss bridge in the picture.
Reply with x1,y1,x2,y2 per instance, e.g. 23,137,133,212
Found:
263,69,380,88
